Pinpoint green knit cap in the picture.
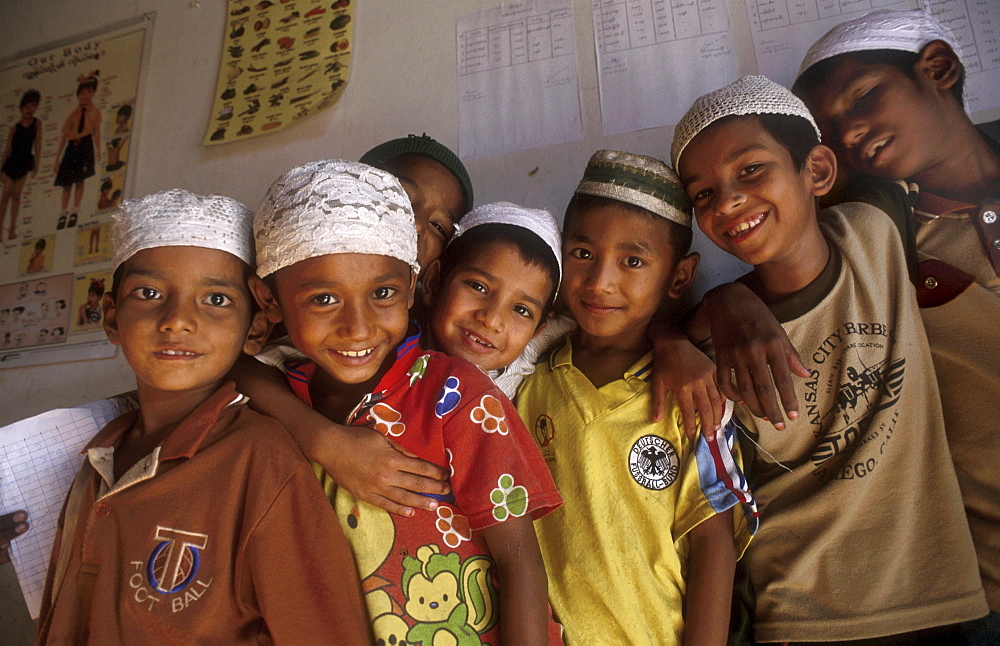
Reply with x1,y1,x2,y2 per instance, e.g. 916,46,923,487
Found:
359,134,474,214
575,150,692,227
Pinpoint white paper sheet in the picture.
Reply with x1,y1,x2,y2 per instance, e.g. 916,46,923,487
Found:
592,0,740,136
0,395,136,619
746,0,1000,114
457,0,584,159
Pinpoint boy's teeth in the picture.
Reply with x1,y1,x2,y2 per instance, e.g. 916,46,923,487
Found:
162,349,195,356
340,348,373,357
727,214,764,237
463,329,494,348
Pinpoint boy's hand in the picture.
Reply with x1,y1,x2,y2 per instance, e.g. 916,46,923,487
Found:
321,425,450,518
0,511,29,565
650,329,725,440
703,283,809,429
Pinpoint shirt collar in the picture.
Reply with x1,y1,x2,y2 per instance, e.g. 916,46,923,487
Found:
912,188,977,219
549,337,654,387
82,381,246,461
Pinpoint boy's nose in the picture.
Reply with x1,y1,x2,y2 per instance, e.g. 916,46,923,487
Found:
158,298,197,333
337,300,373,340
585,258,616,293
714,186,747,217
840,117,869,150
474,301,503,332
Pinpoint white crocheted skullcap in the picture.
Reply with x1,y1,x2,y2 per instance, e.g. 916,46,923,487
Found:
254,159,419,278
455,201,562,281
797,9,962,81
113,189,255,271
671,76,822,171
575,150,691,227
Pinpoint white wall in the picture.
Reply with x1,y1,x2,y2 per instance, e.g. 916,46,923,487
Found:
0,0,996,426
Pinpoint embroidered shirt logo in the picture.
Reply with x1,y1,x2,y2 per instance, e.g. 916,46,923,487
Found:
148,526,208,593
628,435,678,491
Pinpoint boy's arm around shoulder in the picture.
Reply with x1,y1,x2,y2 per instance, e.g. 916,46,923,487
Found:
683,510,736,646
232,353,450,517
240,421,371,644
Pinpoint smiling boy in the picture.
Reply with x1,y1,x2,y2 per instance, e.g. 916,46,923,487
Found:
248,159,562,645
673,75,987,644
36,189,369,644
793,15,1000,626
517,151,756,645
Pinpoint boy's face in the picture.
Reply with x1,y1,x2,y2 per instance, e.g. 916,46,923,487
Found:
104,246,256,401
430,240,553,372
21,102,37,119
258,253,416,386
562,204,694,346
681,117,829,270
802,57,955,183
387,155,466,272
77,87,95,105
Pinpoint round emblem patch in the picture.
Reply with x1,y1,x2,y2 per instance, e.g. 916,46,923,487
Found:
628,435,679,490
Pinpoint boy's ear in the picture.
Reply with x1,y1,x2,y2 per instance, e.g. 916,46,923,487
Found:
248,275,283,324
806,145,838,198
102,293,121,346
242,310,272,356
917,40,962,91
666,251,699,299
407,270,418,310
421,259,441,308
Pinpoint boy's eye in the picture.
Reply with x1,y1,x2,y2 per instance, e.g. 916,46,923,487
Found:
569,247,591,260
852,86,876,112
311,294,337,306
131,287,160,300
691,187,711,203
624,256,643,268
513,304,534,319
373,286,397,300
464,280,487,294
739,163,762,177
204,293,233,307
430,219,451,239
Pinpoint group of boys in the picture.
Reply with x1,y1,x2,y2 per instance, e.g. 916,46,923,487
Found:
26,7,1000,646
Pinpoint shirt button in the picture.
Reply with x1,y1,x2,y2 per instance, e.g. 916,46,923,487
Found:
95,502,111,516
924,276,938,289
993,238,1000,250
984,210,997,224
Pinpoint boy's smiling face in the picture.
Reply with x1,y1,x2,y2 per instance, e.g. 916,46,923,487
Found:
259,253,416,386
104,246,256,401
388,154,466,272
562,203,694,347
801,52,959,183
429,240,553,372
681,116,831,272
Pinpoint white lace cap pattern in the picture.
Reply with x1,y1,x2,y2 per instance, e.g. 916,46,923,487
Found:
113,189,255,270
455,201,563,280
797,9,962,80
254,159,419,278
671,75,821,171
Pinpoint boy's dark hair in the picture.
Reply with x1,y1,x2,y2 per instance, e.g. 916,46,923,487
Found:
100,179,113,192
564,193,693,255
438,223,560,318
699,114,820,173
793,48,964,107
116,104,132,119
34,238,46,251
21,89,40,108
77,71,99,94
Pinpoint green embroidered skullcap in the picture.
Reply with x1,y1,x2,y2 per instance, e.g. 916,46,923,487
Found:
575,150,692,227
359,134,474,214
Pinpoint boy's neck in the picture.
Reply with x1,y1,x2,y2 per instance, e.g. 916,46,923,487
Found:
751,223,831,304
571,326,650,389
310,352,398,423
911,117,1000,204
116,380,224,480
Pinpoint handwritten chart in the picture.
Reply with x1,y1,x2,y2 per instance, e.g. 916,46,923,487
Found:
592,0,739,136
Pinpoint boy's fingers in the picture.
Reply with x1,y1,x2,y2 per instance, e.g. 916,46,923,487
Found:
365,495,416,519
650,380,668,423
676,394,699,440
716,361,742,405
691,387,716,440
769,349,801,422
733,363,763,417
386,441,450,482
749,362,785,430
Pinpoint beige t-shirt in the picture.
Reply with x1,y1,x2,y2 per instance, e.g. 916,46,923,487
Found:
740,203,987,643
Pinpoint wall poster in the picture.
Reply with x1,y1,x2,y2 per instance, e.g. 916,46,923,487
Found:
203,0,355,145
0,16,152,368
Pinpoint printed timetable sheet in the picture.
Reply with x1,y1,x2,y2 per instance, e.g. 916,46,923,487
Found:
746,0,1000,112
457,0,584,159
592,0,740,135
0,395,136,618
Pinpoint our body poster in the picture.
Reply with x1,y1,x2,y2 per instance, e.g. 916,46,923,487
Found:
0,18,150,367
203,0,355,145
